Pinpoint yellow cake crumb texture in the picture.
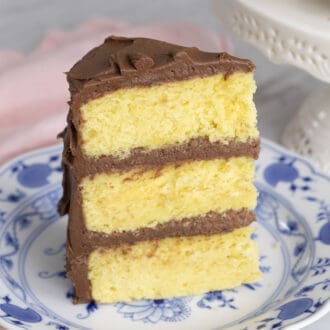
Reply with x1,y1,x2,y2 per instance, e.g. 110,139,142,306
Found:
88,226,261,303
80,72,258,158
81,157,257,233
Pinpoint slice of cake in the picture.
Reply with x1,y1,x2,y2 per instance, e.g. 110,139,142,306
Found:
58,36,261,304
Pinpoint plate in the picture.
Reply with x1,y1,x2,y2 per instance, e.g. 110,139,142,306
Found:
0,139,329,330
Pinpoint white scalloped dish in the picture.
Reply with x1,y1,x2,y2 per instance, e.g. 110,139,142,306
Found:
214,0,330,83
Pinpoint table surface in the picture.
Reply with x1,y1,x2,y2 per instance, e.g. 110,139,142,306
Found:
0,0,328,329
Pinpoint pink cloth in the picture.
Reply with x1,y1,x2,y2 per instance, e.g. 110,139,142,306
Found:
0,18,231,164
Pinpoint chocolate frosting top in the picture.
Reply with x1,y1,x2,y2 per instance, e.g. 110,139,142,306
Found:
67,36,255,99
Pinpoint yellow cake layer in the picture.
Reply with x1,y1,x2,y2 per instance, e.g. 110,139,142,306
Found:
81,157,257,233
81,72,257,158
88,226,260,303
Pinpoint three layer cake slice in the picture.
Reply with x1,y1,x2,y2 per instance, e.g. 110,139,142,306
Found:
58,36,261,304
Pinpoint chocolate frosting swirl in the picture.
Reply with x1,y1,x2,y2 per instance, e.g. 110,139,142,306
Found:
67,36,255,105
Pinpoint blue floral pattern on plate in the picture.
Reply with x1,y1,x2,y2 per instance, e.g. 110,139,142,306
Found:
0,140,329,329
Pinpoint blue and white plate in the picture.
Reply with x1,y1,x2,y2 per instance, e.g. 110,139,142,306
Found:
0,139,329,330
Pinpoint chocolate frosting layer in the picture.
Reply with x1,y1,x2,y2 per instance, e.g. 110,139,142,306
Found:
60,127,260,183
69,209,255,254
66,208,255,303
